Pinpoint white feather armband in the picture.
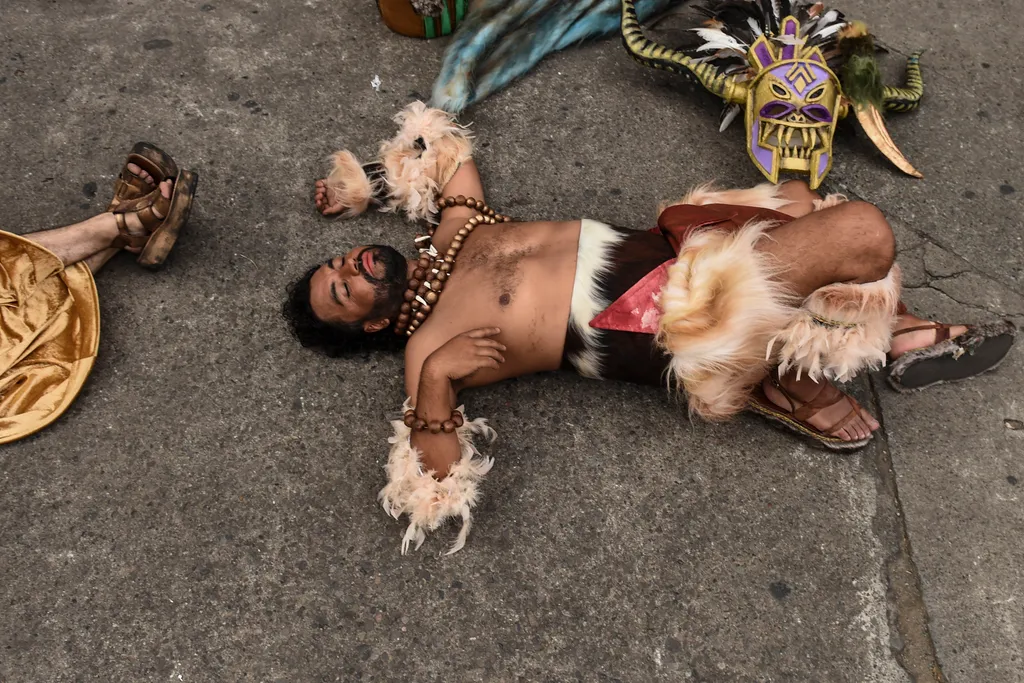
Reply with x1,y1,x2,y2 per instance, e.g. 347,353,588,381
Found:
377,399,496,555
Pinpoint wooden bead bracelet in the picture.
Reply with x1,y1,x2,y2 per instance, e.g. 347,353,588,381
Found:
403,408,466,434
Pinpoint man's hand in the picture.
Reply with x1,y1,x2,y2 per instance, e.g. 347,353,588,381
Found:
423,328,506,382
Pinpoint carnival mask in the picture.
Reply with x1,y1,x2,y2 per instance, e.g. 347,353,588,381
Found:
621,0,923,189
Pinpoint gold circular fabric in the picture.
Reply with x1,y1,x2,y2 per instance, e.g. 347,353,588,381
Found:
0,231,100,445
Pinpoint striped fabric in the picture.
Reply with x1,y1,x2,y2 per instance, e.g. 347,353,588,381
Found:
423,0,466,38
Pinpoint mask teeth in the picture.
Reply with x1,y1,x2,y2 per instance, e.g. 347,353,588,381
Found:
801,128,810,149
809,128,818,150
783,126,795,146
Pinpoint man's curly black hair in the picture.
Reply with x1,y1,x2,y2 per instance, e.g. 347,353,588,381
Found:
282,264,407,356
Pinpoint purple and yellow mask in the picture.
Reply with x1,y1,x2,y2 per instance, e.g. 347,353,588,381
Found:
746,20,840,187
621,1,924,189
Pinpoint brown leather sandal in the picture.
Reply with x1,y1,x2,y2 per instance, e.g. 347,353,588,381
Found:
748,374,874,450
110,168,199,269
137,169,198,269
108,142,179,211
887,320,1017,392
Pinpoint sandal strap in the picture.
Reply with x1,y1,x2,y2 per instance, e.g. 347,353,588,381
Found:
111,186,162,212
821,398,862,436
125,152,169,185
112,187,171,233
766,373,797,413
108,150,174,209
111,213,148,250
892,323,952,343
770,371,863,436
109,173,151,209
791,383,846,423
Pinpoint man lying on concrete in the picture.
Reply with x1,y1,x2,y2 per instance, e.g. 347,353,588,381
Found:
1,144,197,445
284,103,1016,554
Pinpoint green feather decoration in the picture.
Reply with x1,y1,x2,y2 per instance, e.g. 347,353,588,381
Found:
842,53,885,111
837,22,885,111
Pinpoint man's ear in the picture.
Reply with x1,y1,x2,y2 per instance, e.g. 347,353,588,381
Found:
363,317,390,334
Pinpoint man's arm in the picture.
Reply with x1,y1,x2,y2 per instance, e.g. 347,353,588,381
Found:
404,328,505,477
404,348,461,477
432,159,487,247
379,329,505,554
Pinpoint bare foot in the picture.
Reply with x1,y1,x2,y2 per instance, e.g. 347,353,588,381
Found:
114,177,173,253
763,371,880,443
314,179,345,216
890,314,968,359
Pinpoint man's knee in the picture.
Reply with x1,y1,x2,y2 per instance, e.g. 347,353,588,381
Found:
839,201,895,280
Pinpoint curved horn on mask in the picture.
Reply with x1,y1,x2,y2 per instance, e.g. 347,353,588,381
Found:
883,51,925,113
620,0,746,105
854,102,923,178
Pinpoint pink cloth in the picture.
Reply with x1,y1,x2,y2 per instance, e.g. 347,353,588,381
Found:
590,203,792,334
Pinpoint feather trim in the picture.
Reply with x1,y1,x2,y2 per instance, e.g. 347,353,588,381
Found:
769,265,901,382
378,399,497,555
322,150,375,220
693,27,750,51
377,101,473,223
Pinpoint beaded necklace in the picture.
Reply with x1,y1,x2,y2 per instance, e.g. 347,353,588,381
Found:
393,195,512,337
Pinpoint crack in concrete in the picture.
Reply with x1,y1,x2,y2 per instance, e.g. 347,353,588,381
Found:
921,264,970,281
903,283,1024,319
865,374,948,683
826,182,1024,301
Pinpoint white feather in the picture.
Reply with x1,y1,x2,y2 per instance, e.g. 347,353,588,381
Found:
747,17,763,36
776,33,806,46
692,27,748,52
811,21,845,41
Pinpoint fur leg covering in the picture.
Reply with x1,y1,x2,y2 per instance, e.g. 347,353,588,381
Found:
377,399,496,555
770,266,902,382
657,220,797,420
378,101,473,223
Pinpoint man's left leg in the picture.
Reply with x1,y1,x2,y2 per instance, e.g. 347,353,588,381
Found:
770,180,1016,398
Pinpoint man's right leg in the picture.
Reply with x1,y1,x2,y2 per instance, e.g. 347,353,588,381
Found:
755,200,897,442
758,200,897,297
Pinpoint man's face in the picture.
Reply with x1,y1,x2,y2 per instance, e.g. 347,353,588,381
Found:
309,245,407,330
